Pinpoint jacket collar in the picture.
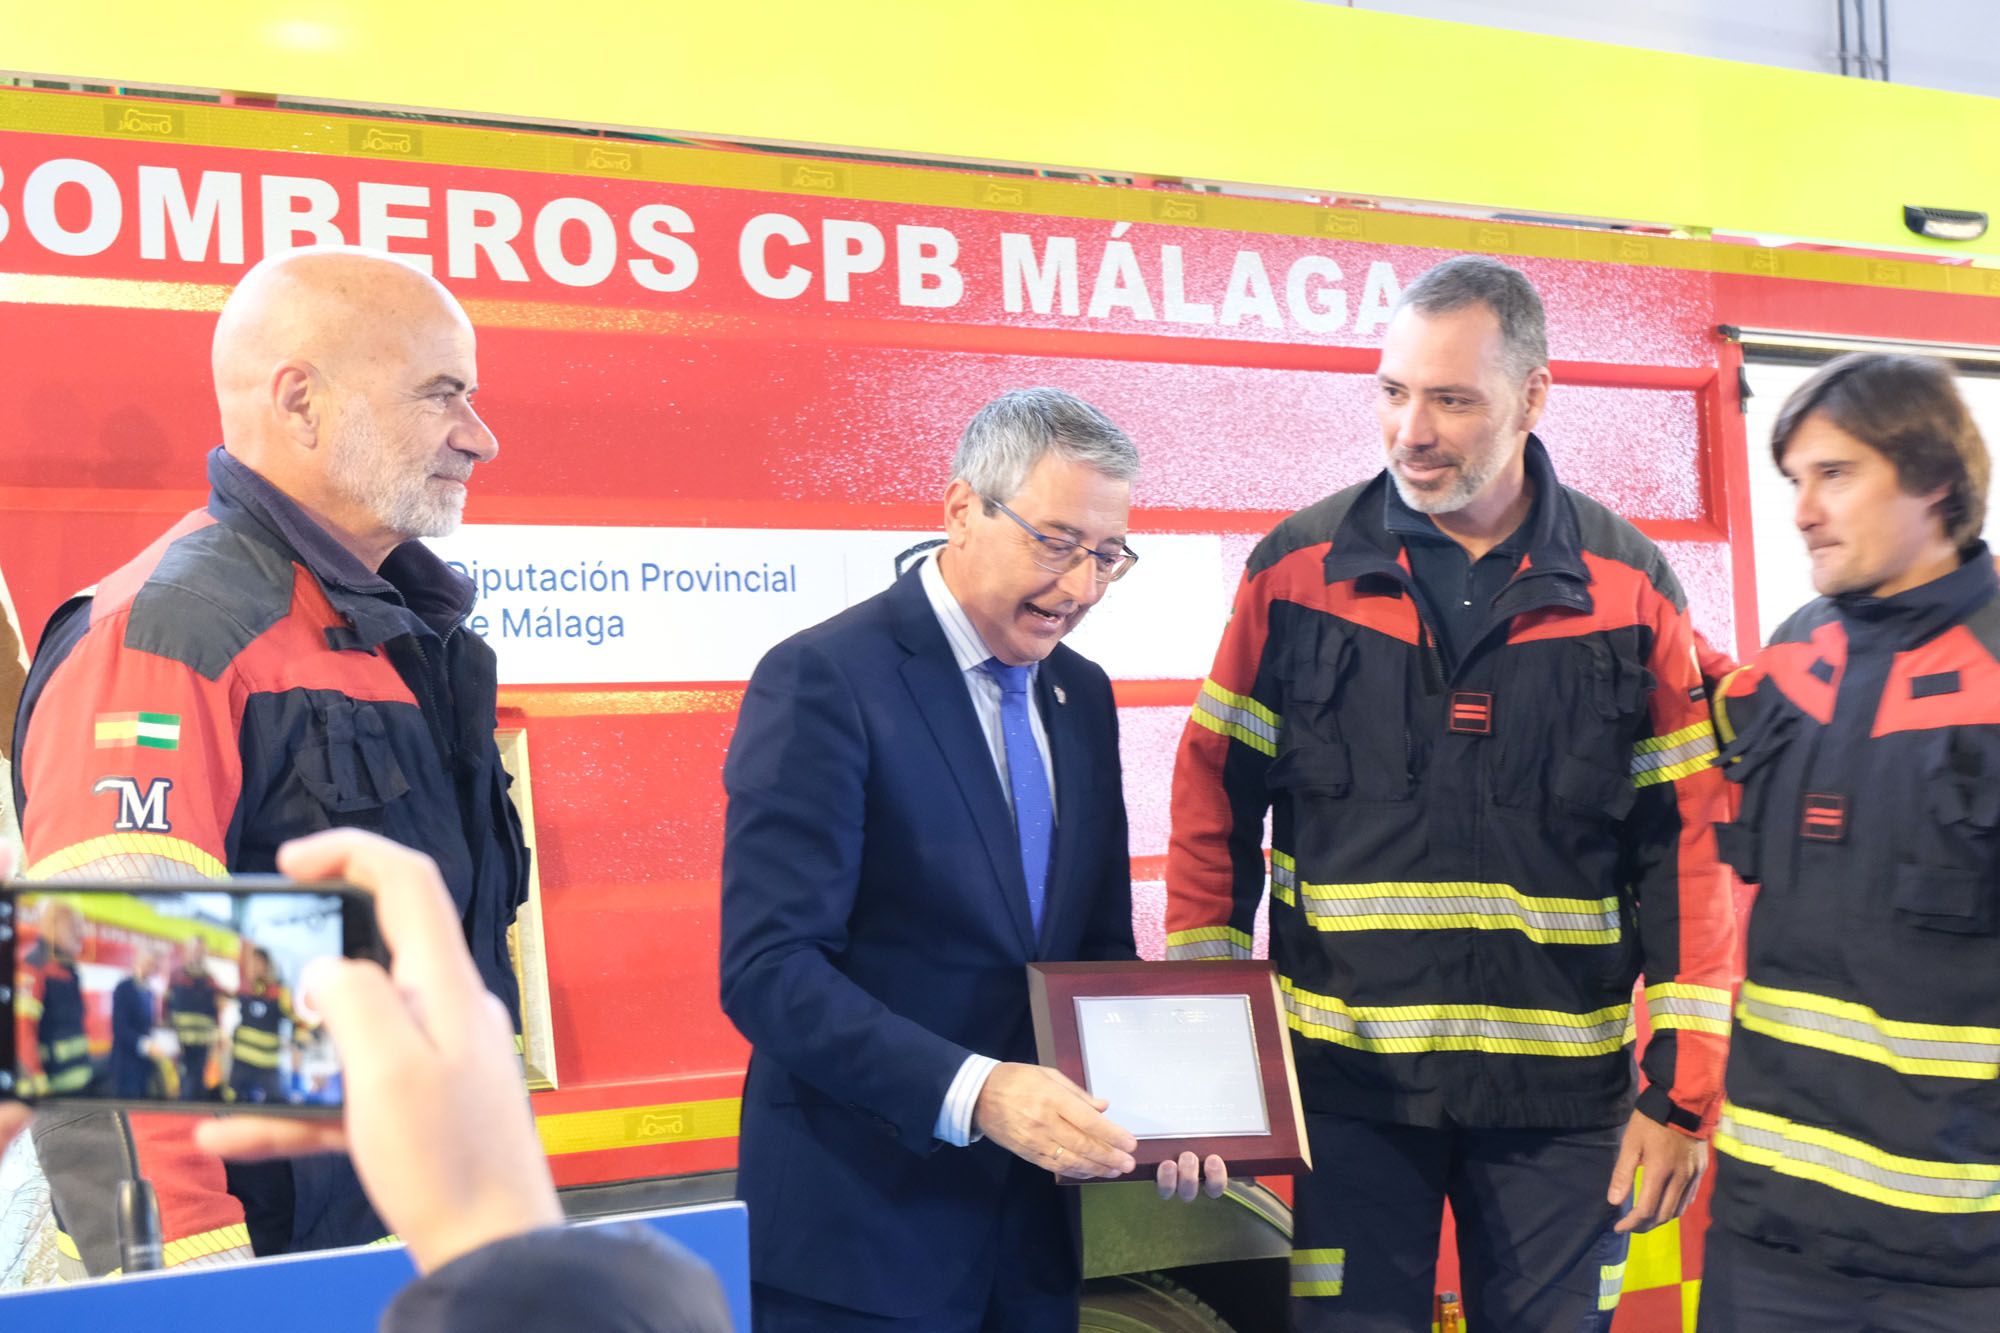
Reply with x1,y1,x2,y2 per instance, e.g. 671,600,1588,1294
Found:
207,446,476,641
1324,435,1591,610
1834,542,1998,649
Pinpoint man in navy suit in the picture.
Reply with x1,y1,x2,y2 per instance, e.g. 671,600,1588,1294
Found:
110,945,164,1098
721,388,1226,1331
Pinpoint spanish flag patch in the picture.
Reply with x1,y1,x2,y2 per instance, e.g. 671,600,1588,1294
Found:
94,711,181,750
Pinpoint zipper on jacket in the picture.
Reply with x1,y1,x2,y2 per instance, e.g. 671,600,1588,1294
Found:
1416,614,1447,694
407,628,458,765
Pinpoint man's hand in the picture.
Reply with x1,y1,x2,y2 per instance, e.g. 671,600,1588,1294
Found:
1155,1152,1229,1202
194,829,563,1273
1608,1110,1707,1234
973,1063,1138,1178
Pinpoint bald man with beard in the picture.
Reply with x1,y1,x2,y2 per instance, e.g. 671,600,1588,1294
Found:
11,246,533,1276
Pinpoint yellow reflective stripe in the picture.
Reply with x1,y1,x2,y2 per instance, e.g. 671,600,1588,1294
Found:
1713,670,1751,748
1280,977,1631,1057
1736,980,2000,1080
54,1229,81,1261
232,1048,281,1069
48,1034,91,1062
1716,1101,2000,1214
18,993,43,1021
161,1223,253,1267
1290,1247,1345,1297
1633,720,1715,756
1284,878,1619,945
233,1027,282,1050
1632,753,1716,788
1164,925,1255,961
1631,720,1718,788
27,833,227,881
1599,1260,1627,1311
1648,982,1733,1004
46,1065,92,1092
1646,982,1734,1036
1204,678,1279,729
1270,849,1297,907
1191,679,1280,757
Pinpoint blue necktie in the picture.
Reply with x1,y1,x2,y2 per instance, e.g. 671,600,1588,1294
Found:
982,658,1052,934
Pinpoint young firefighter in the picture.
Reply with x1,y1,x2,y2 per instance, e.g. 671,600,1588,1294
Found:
1699,353,2000,1328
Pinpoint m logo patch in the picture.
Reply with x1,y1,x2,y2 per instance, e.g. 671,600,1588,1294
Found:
94,777,173,832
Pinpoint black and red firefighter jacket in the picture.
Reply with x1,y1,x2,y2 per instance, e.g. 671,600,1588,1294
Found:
1711,548,2000,1287
14,941,91,1097
1167,438,1735,1134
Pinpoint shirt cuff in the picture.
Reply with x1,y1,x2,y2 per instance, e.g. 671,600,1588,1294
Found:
933,1054,1000,1147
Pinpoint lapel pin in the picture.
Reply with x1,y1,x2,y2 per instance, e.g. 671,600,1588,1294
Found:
1053,685,1067,705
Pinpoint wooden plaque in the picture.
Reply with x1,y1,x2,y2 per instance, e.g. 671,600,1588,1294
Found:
1028,960,1310,1181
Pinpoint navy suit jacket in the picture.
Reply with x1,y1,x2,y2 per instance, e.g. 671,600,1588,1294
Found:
109,977,155,1081
720,567,1135,1317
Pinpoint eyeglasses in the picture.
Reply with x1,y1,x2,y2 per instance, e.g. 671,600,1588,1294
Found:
982,496,1139,583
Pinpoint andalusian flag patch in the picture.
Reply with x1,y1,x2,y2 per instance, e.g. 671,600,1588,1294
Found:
94,712,181,750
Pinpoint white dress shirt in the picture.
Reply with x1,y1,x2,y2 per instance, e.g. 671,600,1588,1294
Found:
918,550,1058,1146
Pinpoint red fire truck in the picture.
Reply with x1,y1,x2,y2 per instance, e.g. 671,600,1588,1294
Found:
3,84,1997,1328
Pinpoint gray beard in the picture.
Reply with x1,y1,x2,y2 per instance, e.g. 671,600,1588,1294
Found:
1388,449,1509,515
326,420,466,540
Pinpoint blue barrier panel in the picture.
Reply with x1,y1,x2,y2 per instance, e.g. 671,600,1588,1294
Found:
0,1201,750,1330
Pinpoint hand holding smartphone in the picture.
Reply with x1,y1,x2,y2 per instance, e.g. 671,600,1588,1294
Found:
3,829,563,1277
3,878,383,1115
196,830,564,1275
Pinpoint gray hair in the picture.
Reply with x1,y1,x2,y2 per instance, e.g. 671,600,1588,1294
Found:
1393,255,1549,381
951,388,1139,502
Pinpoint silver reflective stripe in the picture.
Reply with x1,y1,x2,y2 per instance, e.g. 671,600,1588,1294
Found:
1291,1260,1345,1282
1650,995,1732,1026
1165,936,1246,961
1719,1109,2000,1206
1271,851,1297,902
1289,1248,1345,1296
1737,984,2000,1075
1289,881,1619,941
1598,1261,1626,1311
1282,987,1630,1052
1631,731,1717,776
1192,680,1280,756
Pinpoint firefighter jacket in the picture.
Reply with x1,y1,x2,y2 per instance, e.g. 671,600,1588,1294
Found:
10,446,531,1275
14,942,91,1096
230,982,294,1071
1167,438,1734,1133
166,966,220,1051
1710,549,2000,1287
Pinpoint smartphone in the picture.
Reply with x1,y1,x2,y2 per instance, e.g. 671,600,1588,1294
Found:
2,878,384,1115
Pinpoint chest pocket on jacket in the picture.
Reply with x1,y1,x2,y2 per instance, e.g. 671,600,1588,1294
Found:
291,697,412,829
1265,617,1412,803
1895,731,2000,935
1495,636,1651,821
